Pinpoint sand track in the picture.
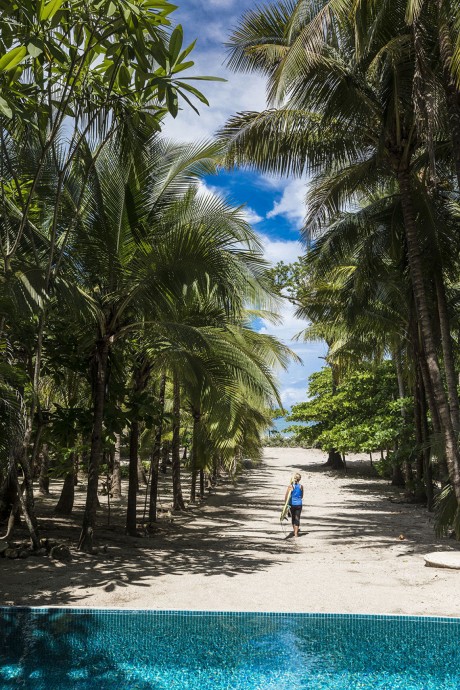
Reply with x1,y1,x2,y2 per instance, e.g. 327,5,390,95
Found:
2,448,459,615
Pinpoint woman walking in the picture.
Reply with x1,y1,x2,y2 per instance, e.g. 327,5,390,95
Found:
285,473,303,537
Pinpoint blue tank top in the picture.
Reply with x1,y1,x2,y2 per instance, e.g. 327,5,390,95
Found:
291,483,302,506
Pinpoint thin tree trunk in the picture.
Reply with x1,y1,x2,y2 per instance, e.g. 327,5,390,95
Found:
161,441,169,474
111,434,122,499
199,469,205,499
74,454,79,486
12,463,40,549
393,349,412,486
137,459,147,488
38,444,50,495
418,372,434,511
171,374,185,511
149,374,166,523
126,420,139,536
78,338,110,553
190,410,200,504
397,169,460,503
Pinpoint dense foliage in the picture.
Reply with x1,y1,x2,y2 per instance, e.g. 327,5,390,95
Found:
0,1,293,553
221,0,460,536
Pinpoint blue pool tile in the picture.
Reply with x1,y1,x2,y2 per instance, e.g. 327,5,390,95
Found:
0,609,459,689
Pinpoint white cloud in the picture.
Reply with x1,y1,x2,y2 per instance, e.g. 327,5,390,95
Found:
266,178,308,226
280,386,308,407
257,233,303,267
242,207,263,225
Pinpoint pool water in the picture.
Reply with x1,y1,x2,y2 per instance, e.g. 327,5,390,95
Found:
1,609,459,689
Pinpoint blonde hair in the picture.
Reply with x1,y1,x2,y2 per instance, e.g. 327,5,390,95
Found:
292,473,301,483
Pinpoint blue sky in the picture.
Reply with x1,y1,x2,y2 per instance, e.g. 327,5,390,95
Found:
162,0,327,407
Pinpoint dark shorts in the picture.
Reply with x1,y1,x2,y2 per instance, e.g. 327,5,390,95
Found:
290,505,302,526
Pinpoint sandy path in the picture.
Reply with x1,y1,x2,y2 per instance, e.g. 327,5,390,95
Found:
2,448,460,615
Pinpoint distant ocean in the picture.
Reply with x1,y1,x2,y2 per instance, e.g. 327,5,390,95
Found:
269,417,303,435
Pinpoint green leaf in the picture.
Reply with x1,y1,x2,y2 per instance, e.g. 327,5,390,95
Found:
39,0,64,22
107,1,117,16
175,81,209,105
27,39,44,58
0,96,12,118
165,85,178,116
171,60,194,74
177,39,196,64
182,76,226,82
118,64,131,89
0,46,27,72
169,25,183,65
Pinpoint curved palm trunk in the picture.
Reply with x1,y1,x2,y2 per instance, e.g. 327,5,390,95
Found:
149,374,166,522
171,374,185,511
397,169,460,503
78,338,110,553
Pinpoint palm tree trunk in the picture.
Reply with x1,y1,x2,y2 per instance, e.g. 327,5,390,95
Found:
137,461,147,487
149,374,166,522
393,349,412,486
126,419,139,536
171,374,185,511
199,469,205,499
397,168,460,503
78,337,110,553
417,370,434,510
12,462,40,549
111,434,122,499
190,410,200,504
38,444,50,495
434,272,460,433
55,469,75,515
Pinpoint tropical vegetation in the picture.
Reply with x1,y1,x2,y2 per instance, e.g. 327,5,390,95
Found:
0,0,293,554
221,0,460,536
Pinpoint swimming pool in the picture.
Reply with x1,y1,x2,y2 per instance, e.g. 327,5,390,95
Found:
1,608,459,689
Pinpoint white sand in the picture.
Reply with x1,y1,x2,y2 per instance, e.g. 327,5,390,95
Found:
2,447,460,615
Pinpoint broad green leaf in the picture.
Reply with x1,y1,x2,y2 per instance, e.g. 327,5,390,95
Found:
107,1,117,16
169,25,183,64
0,96,12,118
171,60,194,74
39,0,64,22
175,81,209,105
177,40,196,64
0,46,27,72
165,85,178,116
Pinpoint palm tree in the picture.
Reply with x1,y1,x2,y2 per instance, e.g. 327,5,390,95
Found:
221,1,460,506
58,132,284,551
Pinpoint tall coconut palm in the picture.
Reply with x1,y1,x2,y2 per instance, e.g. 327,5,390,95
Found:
221,2,460,506
60,133,283,551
